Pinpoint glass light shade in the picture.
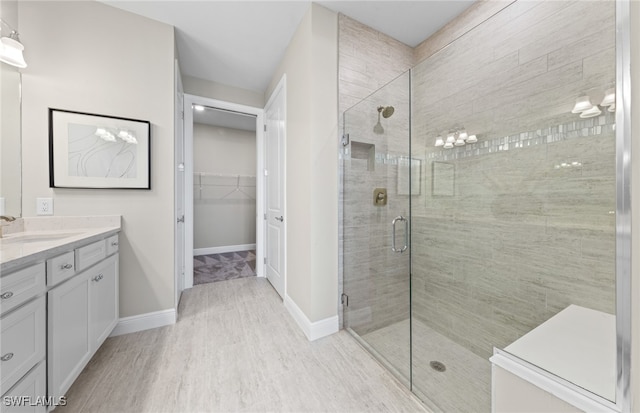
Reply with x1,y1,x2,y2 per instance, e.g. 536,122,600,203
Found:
454,137,466,146
458,130,468,141
443,142,454,149
0,36,27,68
608,104,615,113
580,104,602,118
571,95,592,113
446,133,456,144
600,88,615,107
466,134,477,143
434,137,444,147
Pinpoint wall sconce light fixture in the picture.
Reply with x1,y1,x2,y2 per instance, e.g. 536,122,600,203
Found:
434,128,478,149
0,19,27,68
571,87,615,118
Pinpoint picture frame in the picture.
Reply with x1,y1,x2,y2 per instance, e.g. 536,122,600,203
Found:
49,108,151,189
432,161,455,197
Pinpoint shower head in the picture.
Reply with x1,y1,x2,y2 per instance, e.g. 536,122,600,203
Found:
378,106,395,119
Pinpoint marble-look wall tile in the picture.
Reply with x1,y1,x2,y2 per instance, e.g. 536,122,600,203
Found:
339,15,414,330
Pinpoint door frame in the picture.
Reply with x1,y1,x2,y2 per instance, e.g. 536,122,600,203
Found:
174,59,184,310
181,94,265,289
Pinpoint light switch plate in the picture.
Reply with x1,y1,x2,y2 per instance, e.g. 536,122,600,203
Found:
36,198,53,215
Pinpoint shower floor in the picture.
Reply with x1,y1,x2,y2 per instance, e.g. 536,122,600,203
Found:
360,318,491,412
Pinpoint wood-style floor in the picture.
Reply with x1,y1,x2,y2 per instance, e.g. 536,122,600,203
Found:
56,277,427,412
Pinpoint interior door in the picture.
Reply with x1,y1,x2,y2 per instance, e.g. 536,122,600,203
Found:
174,60,185,307
264,81,286,298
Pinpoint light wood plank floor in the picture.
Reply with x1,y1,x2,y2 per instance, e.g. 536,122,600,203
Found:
57,277,427,412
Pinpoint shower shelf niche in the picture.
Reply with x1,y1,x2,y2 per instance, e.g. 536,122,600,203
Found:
350,141,375,171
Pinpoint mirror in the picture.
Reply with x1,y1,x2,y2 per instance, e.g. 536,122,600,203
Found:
0,60,22,217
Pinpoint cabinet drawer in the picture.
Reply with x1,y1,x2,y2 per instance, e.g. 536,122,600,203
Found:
1,361,47,413
105,234,119,256
0,264,45,316
0,296,46,395
46,252,76,287
75,240,106,272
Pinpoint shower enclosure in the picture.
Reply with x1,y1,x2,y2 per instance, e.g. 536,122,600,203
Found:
342,0,626,411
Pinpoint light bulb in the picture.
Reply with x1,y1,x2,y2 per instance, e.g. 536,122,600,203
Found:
466,134,477,143
580,104,602,118
434,137,444,147
571,95,593,113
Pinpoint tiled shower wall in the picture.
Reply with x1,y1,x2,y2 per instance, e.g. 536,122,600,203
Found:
338,15,414,330
410,0,616,359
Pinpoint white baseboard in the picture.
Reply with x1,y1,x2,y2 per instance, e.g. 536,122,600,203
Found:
110,309,176,337
194,243,256,256
284,295,339,341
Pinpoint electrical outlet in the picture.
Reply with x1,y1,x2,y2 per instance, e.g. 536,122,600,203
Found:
36,198,53,215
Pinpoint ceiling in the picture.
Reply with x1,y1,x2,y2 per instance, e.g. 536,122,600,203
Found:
101,1,474,94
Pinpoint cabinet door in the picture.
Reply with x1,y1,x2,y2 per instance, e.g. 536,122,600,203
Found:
0,297,45,395
47,271,91,401
89,254,119,351
1,362,47,413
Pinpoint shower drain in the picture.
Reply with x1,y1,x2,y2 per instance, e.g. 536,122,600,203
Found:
429,361,446,372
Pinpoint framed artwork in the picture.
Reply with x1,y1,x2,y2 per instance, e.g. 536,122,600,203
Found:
49,108,150,189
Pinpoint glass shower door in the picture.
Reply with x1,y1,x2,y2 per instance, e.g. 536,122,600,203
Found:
342,72,411,386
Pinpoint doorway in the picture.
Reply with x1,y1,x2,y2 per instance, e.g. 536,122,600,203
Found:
192,106,258,285
182,95,265,290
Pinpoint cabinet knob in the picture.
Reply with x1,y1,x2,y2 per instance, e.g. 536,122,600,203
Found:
61,263,73,270
0,291,13,300
1,353,14,362
92,274,104,282
111,241,118,246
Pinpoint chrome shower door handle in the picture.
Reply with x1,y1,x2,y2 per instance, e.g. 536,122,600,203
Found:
391,216,408,253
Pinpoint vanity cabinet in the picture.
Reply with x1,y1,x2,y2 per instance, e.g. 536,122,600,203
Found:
48,238,119,402
0,228,119,411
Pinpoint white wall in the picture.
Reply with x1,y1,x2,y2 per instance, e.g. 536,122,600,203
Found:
265,3,338,322
19,1,175,318
193,123,256,249
183,75,264,108
0,0,21,218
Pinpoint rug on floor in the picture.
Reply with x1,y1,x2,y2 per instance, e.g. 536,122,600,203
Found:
193,250,257,285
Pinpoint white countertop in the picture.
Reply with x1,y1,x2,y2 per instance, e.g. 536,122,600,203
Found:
0,216,121,273
504,304,616,401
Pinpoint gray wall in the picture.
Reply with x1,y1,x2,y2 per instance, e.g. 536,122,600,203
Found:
19,1,176,318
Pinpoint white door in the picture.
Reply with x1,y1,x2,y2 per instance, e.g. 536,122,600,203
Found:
175,60,185,308
264,79,286,298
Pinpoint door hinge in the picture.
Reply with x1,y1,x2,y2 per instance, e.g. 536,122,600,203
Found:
341,293,349,307
264,213,267,220
342,133,350,147
264,257,267,264
181,111,184,120
264,124,267,132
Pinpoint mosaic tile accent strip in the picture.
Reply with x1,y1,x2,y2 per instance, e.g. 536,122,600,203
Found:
427,113,615,161
193,250,256,285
